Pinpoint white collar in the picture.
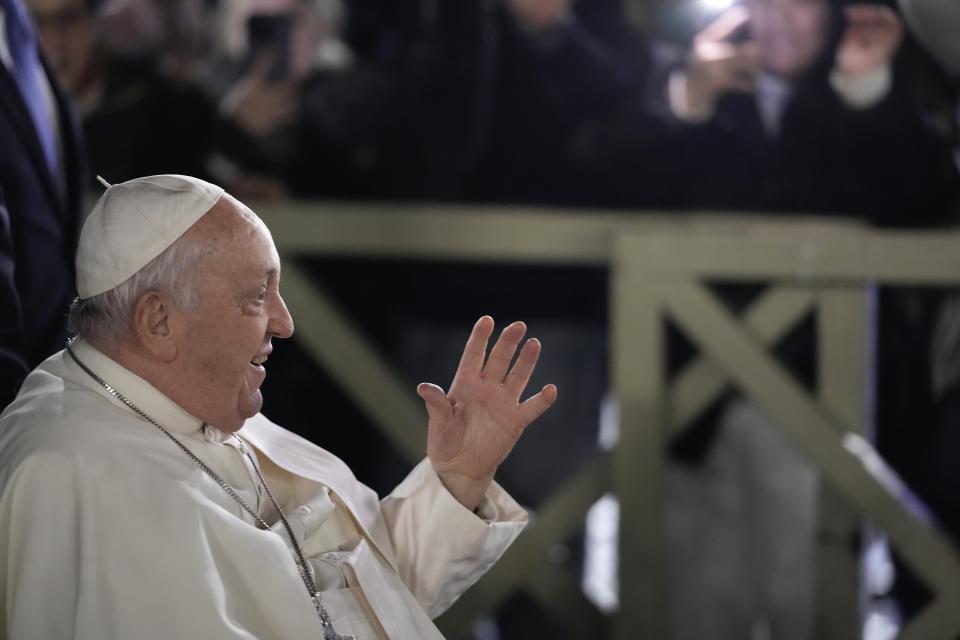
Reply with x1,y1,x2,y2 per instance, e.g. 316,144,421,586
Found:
65,339,206,438
755,72,795,138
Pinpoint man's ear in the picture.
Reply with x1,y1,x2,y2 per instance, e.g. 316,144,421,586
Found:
131,290,177,362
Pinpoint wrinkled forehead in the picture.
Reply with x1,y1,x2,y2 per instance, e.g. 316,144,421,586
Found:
193,195,269,242
189,196,280,270
233,200,279,263
225,193,266,227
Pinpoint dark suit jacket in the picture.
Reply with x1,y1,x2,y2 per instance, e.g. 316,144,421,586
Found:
0,57,85,407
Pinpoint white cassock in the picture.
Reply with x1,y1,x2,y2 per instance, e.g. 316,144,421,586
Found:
0,340,527,639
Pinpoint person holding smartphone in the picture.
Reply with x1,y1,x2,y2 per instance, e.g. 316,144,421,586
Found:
659,0,958,221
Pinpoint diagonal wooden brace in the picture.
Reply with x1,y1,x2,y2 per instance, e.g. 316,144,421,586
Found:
669,287,814,437
661,279,960,639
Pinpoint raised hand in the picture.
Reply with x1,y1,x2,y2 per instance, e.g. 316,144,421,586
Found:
417,317,558,511
836,4,903,77
683,5,760,114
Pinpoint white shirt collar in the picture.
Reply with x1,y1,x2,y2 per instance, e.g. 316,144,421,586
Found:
65,338,207,438
755,71,795,138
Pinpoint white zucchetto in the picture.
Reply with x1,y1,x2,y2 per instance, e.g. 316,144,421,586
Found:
76,175,225,299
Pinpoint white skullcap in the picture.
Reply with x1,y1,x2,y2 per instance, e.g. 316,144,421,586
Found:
76,174,225,299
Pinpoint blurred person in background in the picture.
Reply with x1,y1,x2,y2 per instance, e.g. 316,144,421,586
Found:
462,0,651,205
530,0,958,638
0,0,85,407
205,0,648,204
572,0,958,221
662,0,958,220
302,0,652,203
211,0,407,199
94,0,212,82
28,0,286,197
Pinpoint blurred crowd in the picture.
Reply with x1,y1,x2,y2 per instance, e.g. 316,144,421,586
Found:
7,0,960,638
25,0,960,219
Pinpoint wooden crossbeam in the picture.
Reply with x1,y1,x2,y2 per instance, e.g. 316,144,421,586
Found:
669,287,814,436
630,229,960,285
259,204,960,284
659,279,960,638
264,206,623,265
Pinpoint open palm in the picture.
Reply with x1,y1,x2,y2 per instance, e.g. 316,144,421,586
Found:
418,317,557,510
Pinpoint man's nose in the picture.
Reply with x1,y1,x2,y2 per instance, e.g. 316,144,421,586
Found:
269,294,295,339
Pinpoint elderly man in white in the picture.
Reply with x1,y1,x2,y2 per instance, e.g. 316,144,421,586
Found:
0,175,558,640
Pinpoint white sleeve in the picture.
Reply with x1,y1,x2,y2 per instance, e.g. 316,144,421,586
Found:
829,64,893,110
379,458,528,618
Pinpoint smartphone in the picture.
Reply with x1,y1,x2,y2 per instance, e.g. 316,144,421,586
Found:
247,13,293,81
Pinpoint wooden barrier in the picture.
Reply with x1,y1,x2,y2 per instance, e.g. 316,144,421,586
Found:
256,202,960,639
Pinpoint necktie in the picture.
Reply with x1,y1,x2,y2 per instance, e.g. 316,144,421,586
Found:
2,0,59,182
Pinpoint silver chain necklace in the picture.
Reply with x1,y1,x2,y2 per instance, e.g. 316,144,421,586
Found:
66,341,353,640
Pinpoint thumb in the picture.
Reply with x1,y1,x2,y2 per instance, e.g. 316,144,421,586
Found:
417,383,452,424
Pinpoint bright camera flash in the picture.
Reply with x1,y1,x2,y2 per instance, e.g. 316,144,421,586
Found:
698,0,736,13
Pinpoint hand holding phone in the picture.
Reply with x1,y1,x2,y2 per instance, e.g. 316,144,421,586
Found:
247,13,293,82
684,5,761,112
223,48,299,139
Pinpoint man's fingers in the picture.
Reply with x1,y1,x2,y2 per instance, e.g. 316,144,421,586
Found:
452,316,495,384
517,384,558,427
417,382,452,423
503,338,541,399
483,321,527,383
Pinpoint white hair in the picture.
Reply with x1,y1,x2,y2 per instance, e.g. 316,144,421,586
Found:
68,231,206,345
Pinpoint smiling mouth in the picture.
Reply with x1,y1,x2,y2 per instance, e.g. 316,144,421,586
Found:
251,354,269,366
